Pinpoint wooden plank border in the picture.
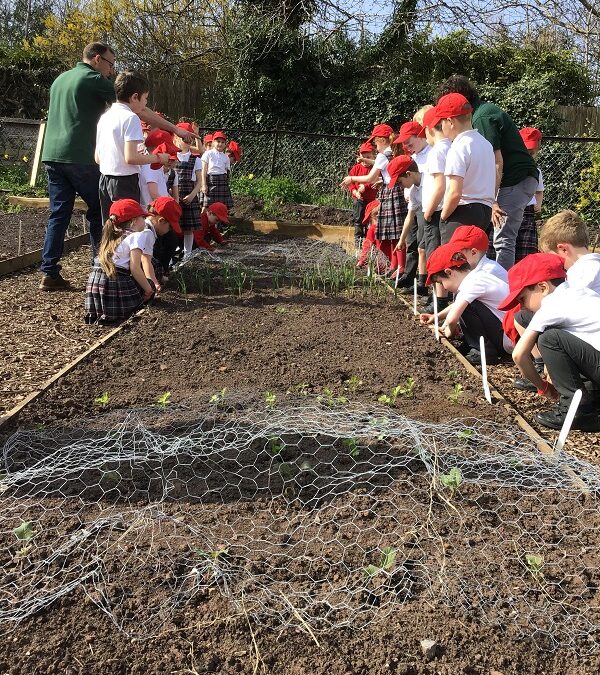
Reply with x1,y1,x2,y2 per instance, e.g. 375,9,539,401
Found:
0,233,89,277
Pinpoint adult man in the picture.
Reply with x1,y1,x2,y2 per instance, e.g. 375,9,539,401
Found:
437,76,539,270
40,42,195,289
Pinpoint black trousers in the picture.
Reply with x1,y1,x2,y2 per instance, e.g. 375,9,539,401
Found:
99,173,141,225
424,210,442,258
352,199,366,240
403,215,419,281
153,230,180,273
439,203,492,244
460,300,505,361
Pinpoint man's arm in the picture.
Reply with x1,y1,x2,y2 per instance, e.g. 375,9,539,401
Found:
124,140,168,166
138,108,199,144
491,149,506,227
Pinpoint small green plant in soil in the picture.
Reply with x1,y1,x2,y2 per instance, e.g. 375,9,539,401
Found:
101,470,121,484
447,369,460,381
13,521,34,541
209,388,227,405
94,392,110,408
317,387,348,406
525,553,544,580
447,383,464,404
456,428,474,440
378,378,415,406
265,391,277,407
289,382,309,396
267,436,285,455
157,391,171,409
347,375,363,393
194,546,229,561
275,306,287,314
342,437,360,459
439,467,463,495
363,546,397,581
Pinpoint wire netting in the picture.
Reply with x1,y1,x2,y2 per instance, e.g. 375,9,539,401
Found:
1,397,599,650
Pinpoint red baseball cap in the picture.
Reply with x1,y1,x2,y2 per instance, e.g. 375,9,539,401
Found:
388,155,416,189
359,141,375,154
145,129,172,149
227,140,242,162
449,225,490,252
150,141,179,169
425,243,467,285
498,253,566,311
423,107,441,129
520,127,543,150
109,199,149,225
368,123,394,141
212,130,227,141
208,201,229,224
150,196,182,235
434,93,473,120
397,121,425,142
362,199,380,224
176,122,195,134
203,133,214,144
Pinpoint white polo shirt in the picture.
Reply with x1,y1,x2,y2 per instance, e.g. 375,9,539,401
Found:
201,149,230,175
565,253,600,295
406,143,430,211
455,269,512,352
96,102,143,176
112,228,156,270
177,151,202,174
527,168,544,207
529,284,600,352
374,152,390,185
444,129,495,207
421,138,451,214
139,165,169,208
473,254,508,283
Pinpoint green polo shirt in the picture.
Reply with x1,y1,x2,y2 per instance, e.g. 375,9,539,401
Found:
472,101,538,188
42,62,115,165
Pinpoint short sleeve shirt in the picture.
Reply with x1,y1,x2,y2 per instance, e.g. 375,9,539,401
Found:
112,229,157,269
177,151,202,174
565,253,600,295
421,138,451,213
472,101,538,187
473,255,508,283
444,130,496,207
201,149,230,175
374,152,390,185
42,62,115,165
96,102,144,176
139,165,170,208
527,169,544,206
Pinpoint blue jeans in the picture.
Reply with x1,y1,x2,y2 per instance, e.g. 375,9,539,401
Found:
41,162,102,277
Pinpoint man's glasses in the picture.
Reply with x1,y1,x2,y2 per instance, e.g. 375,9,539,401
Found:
99,55,115,70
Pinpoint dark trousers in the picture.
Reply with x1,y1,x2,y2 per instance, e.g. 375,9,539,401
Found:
154,230,180,273
99,173,141,225
42,162,103,277
439,203,492,244
460,300,506,361
352,199,366,240
403,216,419,281
424,210,441,258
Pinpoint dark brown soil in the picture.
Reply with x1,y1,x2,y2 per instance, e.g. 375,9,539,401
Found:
0,207,86,260
234,194,352,225
2,235,600,674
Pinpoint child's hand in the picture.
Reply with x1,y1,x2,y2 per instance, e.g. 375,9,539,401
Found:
181,193,195,204
201,185,208,194
395,236,407,251
156,152,170,166
419,313,434,325
143,287,154,301
352,190,361,200
340,176,352,187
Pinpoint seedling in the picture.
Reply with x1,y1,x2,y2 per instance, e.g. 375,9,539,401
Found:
347,375,363,393
275,306,287,314
13,521,34,541
447,369,460,381
209,388,227,405
317,388,348,407
101,470,121,484
94,392,110,408
363,546,397,580
378,378,416,406
157,391,171,409
267,436,285,455
294,383,309,396
439,467,463,495
456,428,474,440
342,437,360,459
265,391,277,407
194,546,229,561
447,383,464,404
525,553,544,580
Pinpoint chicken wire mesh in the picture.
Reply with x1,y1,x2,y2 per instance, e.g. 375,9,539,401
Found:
1,396,600,651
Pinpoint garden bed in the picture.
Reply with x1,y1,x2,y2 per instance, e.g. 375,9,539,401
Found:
2,234,600,674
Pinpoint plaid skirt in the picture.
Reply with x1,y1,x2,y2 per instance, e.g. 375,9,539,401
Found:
84,265,144,325
376,185,407,240
180,197,201,231
515,205,539,263
204,173,233,209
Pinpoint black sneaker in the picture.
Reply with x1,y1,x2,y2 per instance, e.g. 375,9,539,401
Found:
39,273,71,290
536,405,600,432
513,377,537,392
395,276,414,290
422,299,448,314
465,348,500,366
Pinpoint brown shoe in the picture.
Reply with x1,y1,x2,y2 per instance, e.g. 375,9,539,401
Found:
39,274,71,290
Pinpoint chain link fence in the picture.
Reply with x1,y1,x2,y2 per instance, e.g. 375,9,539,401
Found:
2,118,599,236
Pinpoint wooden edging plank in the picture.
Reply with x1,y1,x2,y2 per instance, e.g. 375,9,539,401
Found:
0,233,89,277
0,311,145,432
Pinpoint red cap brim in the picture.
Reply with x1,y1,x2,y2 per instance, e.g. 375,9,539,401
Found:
497,287,523,312
388,173,401,190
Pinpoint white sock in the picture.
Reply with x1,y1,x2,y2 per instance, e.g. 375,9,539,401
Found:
183,233,194,255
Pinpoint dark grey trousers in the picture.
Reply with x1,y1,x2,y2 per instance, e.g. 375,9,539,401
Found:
99,173,141,225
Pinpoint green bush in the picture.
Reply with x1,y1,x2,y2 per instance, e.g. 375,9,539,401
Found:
0,163,47,196
231,175,314,215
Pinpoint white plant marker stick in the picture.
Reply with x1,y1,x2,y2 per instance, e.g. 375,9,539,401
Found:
433,292,440,341
413,277,418,315
479,335,492,404
554,389,583,454
17,219,22,255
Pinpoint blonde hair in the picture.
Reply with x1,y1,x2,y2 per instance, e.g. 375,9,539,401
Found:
99,216,132,278
539,210,589,251
413,105,433,125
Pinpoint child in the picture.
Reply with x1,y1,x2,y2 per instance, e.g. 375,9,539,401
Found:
85,199,156,324
226,140,242,164
499,253,600,431
347,142,377,246
341,124,406,275
539,210,600,294
203,133,214,150
149,196,182,280
515,127,544,261
431,93,495,243
420,242,512,365
449,225,507,282
139,139,179,208
194,202,229,251
202,130,234,210
95,71,170,223
173,121,203,257
357,199,385,269
392,121,430,292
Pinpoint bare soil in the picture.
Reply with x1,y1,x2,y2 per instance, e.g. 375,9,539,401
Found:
233,194,353,225
0,208,86,260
